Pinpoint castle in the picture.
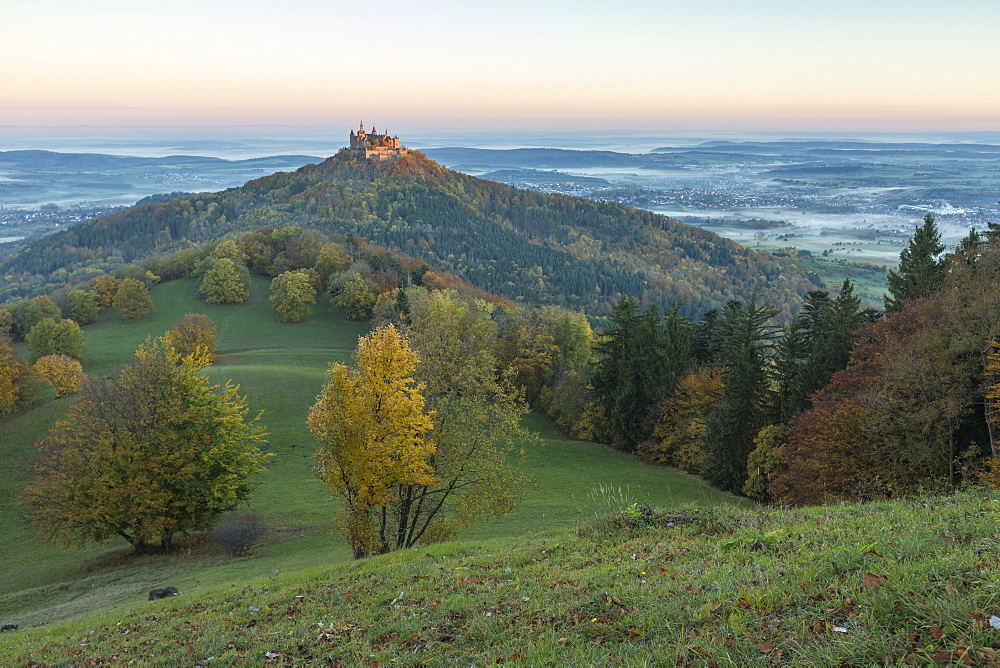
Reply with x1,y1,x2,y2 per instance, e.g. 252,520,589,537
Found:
349,123,407,160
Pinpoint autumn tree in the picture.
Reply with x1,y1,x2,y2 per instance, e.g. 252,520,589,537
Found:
164,313,217,366
91,275,121,308
269,269,318,323
33,354,84,397
309,325,436,558
199,257,251,304
21,338,270,554
332,272,378,320
743,424,788,501
26,318,85,363
113,278,154,322
399,290,533,546
638,367,724,473
66,289,100,325
0,337,29,412
885,213,945,313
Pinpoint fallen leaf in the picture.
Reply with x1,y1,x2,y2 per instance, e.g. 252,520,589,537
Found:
930,625,945,639
757,642,774,653
862,573,884,590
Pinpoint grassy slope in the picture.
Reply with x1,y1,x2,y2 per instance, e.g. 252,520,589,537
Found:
0,277,735,630
4,489,1000,665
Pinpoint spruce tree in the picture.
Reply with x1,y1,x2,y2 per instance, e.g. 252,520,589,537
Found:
592,298,692,452
706,295,778,491
885,213,945,313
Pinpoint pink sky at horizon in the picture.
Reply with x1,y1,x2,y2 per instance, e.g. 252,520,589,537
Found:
2,0,998,133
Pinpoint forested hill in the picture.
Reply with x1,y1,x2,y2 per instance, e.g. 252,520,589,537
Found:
0,149,821,316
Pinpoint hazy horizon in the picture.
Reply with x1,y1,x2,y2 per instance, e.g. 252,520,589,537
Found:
2,0,997,132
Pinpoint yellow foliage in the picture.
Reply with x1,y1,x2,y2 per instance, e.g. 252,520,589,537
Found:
308,324,435,557
32,354,84,397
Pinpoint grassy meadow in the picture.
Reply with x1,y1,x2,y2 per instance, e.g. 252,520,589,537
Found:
0,277,736,631
4,488,1000,665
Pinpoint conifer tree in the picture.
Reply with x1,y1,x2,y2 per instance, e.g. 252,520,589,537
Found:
885,213,945,313
592,297,692,452
706,295,778,491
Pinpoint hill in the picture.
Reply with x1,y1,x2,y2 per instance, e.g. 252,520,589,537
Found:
3,486,998,665
0,150,821,317
0,277,737,629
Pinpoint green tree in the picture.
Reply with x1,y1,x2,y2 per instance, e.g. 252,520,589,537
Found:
26,318,85,363
400,290,533,546
199,258,251,305
21,338,270,554
12,295,62,341
269,270,318,323
592,298,693,452
706,295,779,491
309,325,436,558
66,289,100,325
885,213,945,313
113,278,154,322
333,273,378,320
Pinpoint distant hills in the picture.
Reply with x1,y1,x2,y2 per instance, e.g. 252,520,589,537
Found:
1,149,821,316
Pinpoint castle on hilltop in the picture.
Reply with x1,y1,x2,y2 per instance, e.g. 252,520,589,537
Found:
349,123,407,160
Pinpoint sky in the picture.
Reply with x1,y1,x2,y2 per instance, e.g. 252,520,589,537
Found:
2,0,999,133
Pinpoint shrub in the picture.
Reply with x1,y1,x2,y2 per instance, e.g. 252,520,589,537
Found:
212,513,266,556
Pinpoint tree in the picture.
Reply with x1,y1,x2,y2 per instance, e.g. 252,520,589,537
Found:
113,278,154,322
743,424,787,501
705,295,779,491
199,257,251,304
333,272,378,320
21,338,270,554
399,290,533,546
91,275,121,308
592,298,693,452
309,325,436,558
0,337,29,411
26,318,85,363
11,295,62,341
66,289,100,325
885,213,945,313
164,313,217,366
32,354,84,397
269,270,318,323
639,367,724,473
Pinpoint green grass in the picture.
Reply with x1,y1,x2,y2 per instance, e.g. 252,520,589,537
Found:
0,276,734,632
4,488,1000,664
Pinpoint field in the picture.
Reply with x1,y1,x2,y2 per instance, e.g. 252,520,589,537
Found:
0,277,737,630
4,487,1000,664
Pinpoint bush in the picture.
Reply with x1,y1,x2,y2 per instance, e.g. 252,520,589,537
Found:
212,514,266,556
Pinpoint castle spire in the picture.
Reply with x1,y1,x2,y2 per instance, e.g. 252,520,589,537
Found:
359,121,365,133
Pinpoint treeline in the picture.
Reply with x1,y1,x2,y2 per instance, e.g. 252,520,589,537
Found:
0,150,821,319
592,215,1000,504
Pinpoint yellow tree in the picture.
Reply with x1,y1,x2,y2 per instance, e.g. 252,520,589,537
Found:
164,313,217,366
308,325,436,558
32,354,84,397
0,337,28,411
21,337,270,554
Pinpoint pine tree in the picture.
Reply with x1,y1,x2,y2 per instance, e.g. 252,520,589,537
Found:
885,213,945,313
706,295,779,491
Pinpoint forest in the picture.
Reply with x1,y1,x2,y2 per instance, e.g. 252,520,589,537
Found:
0,150,822,320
